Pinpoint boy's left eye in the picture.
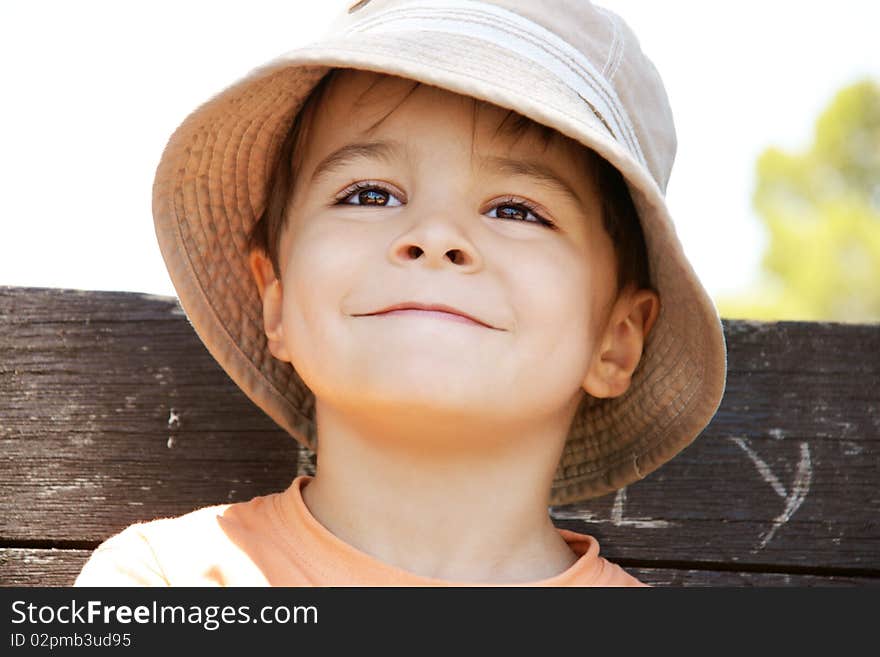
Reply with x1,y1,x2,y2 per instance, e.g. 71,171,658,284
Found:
485,199,555,228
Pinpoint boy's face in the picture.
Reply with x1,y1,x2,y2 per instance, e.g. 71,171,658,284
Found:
262,70,622,429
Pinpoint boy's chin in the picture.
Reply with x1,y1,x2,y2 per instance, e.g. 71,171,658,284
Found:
323,379,556,425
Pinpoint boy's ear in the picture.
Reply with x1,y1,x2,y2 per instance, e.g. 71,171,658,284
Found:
247,249,292,363
582,286,660,399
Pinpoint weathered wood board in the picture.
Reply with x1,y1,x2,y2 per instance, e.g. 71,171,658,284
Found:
2,287,878,585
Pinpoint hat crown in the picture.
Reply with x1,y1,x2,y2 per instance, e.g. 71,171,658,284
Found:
331,0,677,193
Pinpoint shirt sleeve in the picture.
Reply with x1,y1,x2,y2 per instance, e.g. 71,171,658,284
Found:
74,525,170,587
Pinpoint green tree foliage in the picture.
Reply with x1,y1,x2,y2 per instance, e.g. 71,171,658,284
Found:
717,79,880,322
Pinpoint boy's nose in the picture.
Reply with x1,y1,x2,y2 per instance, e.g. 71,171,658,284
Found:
387,213,483,272
399,244,468,266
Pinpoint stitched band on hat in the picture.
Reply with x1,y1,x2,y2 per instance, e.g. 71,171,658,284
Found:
344,0,647,168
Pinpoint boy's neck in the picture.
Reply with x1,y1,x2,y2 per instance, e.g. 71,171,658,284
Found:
298,398,581,583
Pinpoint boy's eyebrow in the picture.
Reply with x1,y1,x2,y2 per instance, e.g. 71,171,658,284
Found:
477,155,586,209
309,140,408,185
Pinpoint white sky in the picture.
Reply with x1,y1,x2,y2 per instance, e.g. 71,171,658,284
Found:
2,1,878,299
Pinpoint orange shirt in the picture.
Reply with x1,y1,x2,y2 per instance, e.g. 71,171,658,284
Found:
74,475,646,587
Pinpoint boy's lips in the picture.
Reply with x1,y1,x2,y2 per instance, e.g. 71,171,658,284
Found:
354,302,502,330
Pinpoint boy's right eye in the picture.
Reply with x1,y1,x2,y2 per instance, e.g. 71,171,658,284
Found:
335,182,404,207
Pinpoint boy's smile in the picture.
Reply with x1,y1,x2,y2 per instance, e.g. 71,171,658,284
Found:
354,302,501,330
254,68,641,440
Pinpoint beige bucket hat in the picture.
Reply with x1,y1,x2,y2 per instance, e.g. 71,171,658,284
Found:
152,0,727,506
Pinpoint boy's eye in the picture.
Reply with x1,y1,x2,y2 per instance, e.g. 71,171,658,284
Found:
336,183,404,207
488,200,553,226
486,199,555,228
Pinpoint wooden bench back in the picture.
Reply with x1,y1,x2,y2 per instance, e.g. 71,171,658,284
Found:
2,287,878,586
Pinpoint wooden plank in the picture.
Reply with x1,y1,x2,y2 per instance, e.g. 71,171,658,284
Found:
0,549,91,587
2,287,878,573
1,549,876,588
631,567,879,588
0,287,306,542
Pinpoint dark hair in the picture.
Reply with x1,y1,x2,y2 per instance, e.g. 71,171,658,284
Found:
248,69,652,293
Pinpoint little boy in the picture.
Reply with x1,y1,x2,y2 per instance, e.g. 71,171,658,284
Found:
75,0,726,586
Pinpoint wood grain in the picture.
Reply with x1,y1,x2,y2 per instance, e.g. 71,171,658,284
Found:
2,287,878,585
1,549,92,587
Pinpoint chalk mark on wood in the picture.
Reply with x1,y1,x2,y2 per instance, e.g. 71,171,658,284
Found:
550,486,672,528
730,437,812,551
609,487,672,528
